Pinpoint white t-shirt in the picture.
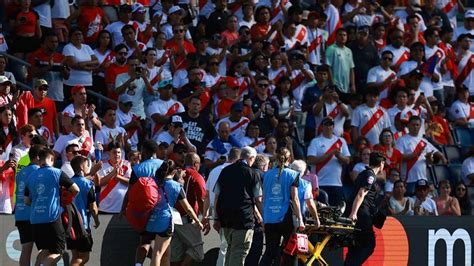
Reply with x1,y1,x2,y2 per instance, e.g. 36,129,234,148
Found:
314,102,347,137
62,43,95,86
367,65,397,101
98,161,132,213
53,133,95,163
105,21,131,47
307,135,350,187
146,98,185,138
289,67,314,111
0,34,9,52
216,116,250,141
411,196,438,216
115,73,146,119
240,137,265,154
396,135,438,183
206,162,231,215
61,162,75,178
457,51,474,95
449,100,474,127
352,162,368,176
155,131,174,145
115,108,139,151
351,104,390,145
462,156,474,186
34,3,52,28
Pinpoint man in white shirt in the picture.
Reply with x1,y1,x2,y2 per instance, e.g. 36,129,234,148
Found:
381,29,410,72
388,89,416,132
366,50,398,108
423,27,445,99
455,33,474,95
97,144,131,213
105,4,138,47
307,117,350,206
147,80,185,140
351,88,390,145
115,56,153,119
60,143,80,178
313,85,350,137
216,102,251,141
53,116,95,163
449,86,474,127
454,10,474,52
412,179,438,216
396,116,447,195
62,85,102,134
462,152,474,186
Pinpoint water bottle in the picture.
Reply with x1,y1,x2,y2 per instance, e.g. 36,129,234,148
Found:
94,142,102,161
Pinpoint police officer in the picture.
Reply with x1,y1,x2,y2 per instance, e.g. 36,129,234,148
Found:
345,151,386,266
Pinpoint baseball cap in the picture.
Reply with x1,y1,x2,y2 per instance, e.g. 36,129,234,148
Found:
290,51,306,61
231,102,244,112
35,79,48,87
171,115,183,126
0,76,11,84
415,179,430,189
169,6,182,14
357,25,370,34
71,85,85,94
132,3,146,13
321,117,335,126
120,4,133,12
119,93,134,104
158,79,173,89
466,10,474,19
226,77,240,88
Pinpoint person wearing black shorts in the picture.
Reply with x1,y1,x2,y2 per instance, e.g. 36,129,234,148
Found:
345,151,386,266
24,148,80,265
68,155,100,265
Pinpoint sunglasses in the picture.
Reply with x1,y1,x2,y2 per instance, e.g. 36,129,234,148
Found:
174,29,185,33
382,57,393,61
68,150,80,155
118,52,128,55
258,83,269,88
38,86,48,91
123,102,133,107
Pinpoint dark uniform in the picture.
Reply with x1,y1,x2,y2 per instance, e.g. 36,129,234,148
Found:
345,167,378,266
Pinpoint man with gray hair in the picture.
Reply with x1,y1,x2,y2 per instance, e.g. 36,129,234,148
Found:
290,160,321,227
202,147,241,266
214,146,263,266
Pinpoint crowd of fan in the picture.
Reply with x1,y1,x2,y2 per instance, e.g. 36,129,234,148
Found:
2,0,474,261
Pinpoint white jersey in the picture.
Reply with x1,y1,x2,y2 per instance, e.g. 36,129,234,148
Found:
37,125,54,145
206,162,231,213
396,134,439,183
307,135,350,187
410,196,438,216
289,67,314,111
381,45,410,71
449,100,474,127
457,51,474,95
454,26,474,53
240,137,265,153
61,162,74,178
98,160,132,213
268,67,287,94
387,105,416,132
0,127,13,162
352,162,369,176
314,102,346,137
115,109,139,151
424,45,445,94
462,156,474,186
366,65,397,101
205,140,234,162
146,98,185,138
351,104,390,145
216,116,250,141
53,133,95,163
105,21,137,47
305,27,325,66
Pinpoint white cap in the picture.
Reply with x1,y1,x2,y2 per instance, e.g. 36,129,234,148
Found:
119,93,134,103
171,115,183,124
0,75,11,84
466,10,474,19
132,3,145,13
168,6,182,14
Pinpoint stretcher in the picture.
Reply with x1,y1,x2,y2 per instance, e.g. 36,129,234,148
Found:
298,204,358,266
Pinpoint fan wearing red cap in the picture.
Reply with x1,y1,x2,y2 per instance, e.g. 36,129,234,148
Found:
215,77,252,119
61,85,102,134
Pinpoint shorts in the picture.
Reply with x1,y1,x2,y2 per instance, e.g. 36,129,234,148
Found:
15,220,33,244
32,218,66,255
67,230,93,252
12,35,40,53
170,222,204,262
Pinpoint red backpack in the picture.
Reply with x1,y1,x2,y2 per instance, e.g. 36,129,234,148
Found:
126,177,161,232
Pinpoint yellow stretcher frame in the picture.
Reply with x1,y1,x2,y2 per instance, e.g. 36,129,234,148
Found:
297,224,356,266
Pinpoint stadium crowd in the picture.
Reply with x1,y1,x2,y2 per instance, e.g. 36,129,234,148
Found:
1,0,474,265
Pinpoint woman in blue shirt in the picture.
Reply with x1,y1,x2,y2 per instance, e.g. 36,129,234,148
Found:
145,160,203,266
260,148,305,266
